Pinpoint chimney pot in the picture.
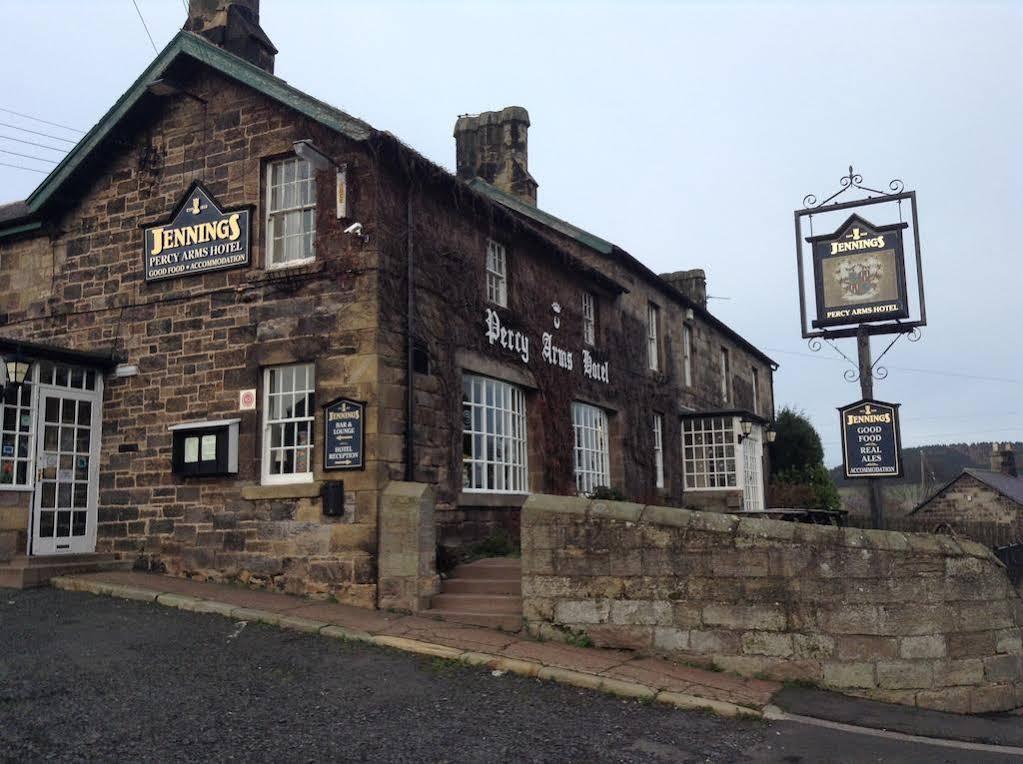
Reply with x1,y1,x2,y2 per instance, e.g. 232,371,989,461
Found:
991,443,1018,478
454,106,538,205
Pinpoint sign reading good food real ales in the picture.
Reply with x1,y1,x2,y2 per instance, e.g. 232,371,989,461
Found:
143,182,251,282
807,213,910,329
839,399,903,479
324,398,365,470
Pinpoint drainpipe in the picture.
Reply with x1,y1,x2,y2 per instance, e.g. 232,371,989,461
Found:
404,185,415,483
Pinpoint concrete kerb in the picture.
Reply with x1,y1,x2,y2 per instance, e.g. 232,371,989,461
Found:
49,575,764,719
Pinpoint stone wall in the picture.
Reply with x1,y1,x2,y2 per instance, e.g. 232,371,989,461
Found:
521,495,1023,713
912,473,1022,529
378,482,439,612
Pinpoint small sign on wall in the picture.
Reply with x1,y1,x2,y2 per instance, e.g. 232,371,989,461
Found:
336,164,348,219
239,389,257,411
324,397,365,470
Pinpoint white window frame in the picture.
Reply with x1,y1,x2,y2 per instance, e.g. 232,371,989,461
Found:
266,155,317,269
720,347,731,404
683,324,693,387
0,365,36,491
653,413,664,490
462,374,528,494
485,239,508,307
742,426,765,511
647,302,660,371
582,291,596,346
752,367,760,416
682,416,738,491
261,363,315,485
572,402,611,495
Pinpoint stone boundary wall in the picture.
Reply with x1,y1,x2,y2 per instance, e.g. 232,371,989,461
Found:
378,482,440,612
521,495,1023,713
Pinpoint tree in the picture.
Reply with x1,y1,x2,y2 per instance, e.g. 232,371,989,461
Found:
767,407,840,510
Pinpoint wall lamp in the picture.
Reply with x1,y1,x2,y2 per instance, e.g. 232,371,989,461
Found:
2,351,34,393
737,418,755,443
293,140,353,224
765,424,777,444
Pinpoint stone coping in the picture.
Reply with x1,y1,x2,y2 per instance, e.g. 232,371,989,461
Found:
50,570,778,718
240,482,323,501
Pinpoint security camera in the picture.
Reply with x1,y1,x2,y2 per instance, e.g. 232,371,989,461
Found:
343,222,363,235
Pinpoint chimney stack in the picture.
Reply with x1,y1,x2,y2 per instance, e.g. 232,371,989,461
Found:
991,443,1018,478
660,269,708,309
454,107,538,206
184,0,277,73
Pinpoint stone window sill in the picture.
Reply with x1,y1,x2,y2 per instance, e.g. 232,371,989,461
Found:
241,482,322,501
458,492,528,509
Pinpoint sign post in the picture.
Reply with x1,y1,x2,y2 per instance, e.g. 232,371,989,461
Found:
793,167,925,529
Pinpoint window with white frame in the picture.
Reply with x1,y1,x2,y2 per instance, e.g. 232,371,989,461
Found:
486,239,508,307
582,292,596,346
683,324,693,387
682,416,737,489
572,402,611,495
653,414,664,490
0,372,33,488
720,347,731,403
647,302,660,371
752,367,760,415
462,374,528,493
262,363,315,484
266,156,317,268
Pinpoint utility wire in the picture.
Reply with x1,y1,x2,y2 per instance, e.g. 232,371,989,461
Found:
0,148,57,164
0,134,68,153
0,121,77,144
0,107,83,134
0,161,47,174
131,0,159,54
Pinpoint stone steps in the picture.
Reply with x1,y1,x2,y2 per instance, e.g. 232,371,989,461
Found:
422,557,523,631
0,554,132,589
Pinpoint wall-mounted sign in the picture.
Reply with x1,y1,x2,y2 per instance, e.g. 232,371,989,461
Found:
324,397,365,470
807,214,909,329
839,399,902,479
144,181,251,282
336,164,348,219
239,389,257,411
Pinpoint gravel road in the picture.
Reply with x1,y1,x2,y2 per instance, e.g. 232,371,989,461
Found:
0,588,1016,763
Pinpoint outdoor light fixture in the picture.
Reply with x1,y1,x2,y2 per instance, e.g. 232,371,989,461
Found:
2,351,33,390
737,418,754,443
293,139,335,171
765,425,778,444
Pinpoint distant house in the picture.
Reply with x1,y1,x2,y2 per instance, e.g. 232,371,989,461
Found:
910,444,1023,532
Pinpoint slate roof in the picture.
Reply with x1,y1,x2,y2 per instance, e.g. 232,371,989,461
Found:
911,468,1023,514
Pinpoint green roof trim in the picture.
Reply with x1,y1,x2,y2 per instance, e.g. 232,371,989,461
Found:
25,31,372,214
468,179,615,256
0,221,42,240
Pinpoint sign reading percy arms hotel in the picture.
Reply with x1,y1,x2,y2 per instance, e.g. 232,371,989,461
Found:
807,214,909,329
839,399,903,479
144,182,251,282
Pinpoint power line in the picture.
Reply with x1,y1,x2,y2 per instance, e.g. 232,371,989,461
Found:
0,161,47,174
131,0,159,54
0,148,57,164
763,347,1023,386
0,107,83,134
0,121,77,144
0,134,69,153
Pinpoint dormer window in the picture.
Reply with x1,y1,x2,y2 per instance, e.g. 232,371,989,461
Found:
267,156,316,268
486,239,508,307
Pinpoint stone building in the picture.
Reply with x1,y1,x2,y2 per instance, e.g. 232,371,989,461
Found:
0,1,776,602
910,444,1023,532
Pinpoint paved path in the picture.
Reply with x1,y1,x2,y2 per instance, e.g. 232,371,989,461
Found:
3,588,1021,763
52,571,779,716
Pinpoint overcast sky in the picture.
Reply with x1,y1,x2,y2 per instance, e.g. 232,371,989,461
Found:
1,1,1020,467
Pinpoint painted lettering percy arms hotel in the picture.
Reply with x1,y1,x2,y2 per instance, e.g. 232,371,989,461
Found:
0,0,776,601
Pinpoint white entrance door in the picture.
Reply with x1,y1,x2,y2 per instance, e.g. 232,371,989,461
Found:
32,387,101,555
742,427,765,512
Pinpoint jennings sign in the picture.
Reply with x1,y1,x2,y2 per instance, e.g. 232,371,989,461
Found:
144,182,251,282
807,214,909,329
839,399,903,479
324,398,365,470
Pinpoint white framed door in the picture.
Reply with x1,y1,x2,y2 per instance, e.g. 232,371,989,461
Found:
32,386,101,555
741,427,765,512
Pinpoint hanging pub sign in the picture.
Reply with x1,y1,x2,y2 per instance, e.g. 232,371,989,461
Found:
806,214,909,329
143,181,251,282
839,399,903,479
323,397,365,470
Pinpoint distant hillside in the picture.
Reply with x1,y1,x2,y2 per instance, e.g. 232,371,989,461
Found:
830,441,1023,489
